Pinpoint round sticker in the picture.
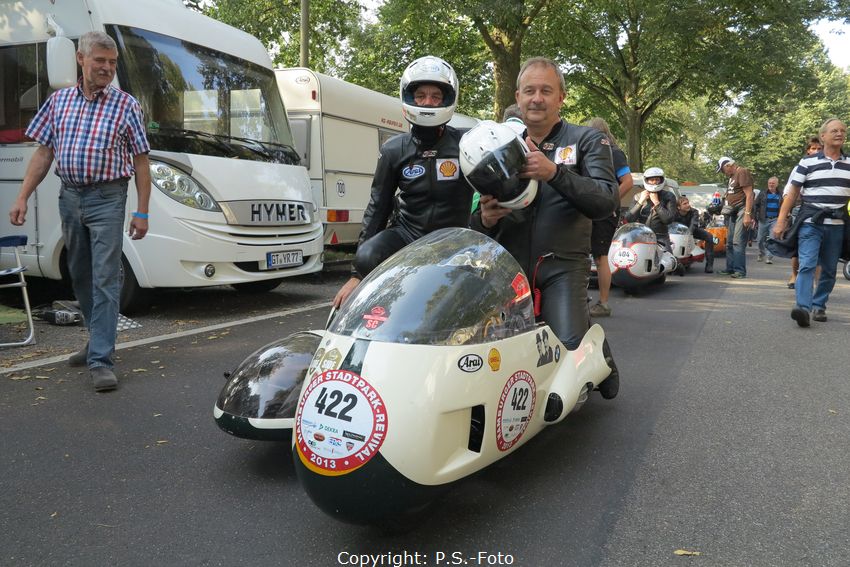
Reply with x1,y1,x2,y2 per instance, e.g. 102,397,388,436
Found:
295,370,388,476
496,370,536,451
612,247,638,269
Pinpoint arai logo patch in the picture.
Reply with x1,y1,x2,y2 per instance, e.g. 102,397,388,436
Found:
458,354,483,373
402,165,426,179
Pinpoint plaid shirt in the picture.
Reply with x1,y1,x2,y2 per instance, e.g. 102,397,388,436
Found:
25,81,150,186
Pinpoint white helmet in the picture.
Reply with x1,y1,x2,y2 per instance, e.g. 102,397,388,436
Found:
400,56,458,127
459,120,538,210
643,167,666,192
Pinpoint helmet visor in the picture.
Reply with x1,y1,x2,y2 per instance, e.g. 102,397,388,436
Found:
465,137,530,202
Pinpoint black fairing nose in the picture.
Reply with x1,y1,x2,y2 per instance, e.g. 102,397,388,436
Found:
215,332,321,440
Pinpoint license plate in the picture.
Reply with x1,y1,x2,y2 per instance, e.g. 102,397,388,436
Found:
265,250,303,269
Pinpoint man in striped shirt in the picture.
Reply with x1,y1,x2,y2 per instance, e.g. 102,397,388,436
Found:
773,118,849,327
8,31,151,391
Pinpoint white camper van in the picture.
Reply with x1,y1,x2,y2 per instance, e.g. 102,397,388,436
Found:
277,68,478,246
0,0,323,311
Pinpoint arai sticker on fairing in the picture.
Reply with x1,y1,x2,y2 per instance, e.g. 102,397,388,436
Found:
612,247,638,269
496,370,536,451
295,370,388,476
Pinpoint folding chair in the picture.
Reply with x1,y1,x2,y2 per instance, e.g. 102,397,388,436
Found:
0,235,36,346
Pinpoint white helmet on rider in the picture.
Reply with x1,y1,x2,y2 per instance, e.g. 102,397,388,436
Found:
400,56,458,127
459,120,538,210
643,167,666,192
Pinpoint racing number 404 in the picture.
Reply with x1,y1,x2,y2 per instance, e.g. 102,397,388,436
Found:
314,387,357,422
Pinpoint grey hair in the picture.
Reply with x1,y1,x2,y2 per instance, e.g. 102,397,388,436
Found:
585,116,620,146
819,117,843,139
502,103,523,121
516,57,566,95
78,31,117,56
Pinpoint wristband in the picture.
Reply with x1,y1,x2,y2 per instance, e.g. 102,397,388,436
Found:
744,211,752,215
132,211,149,219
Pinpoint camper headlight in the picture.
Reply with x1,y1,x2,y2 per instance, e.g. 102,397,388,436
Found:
150,160,221,212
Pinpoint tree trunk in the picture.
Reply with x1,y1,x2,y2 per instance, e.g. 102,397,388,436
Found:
492,49,520,122
624,108,643,172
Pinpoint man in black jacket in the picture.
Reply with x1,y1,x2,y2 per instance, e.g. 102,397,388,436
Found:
472,56,620,399
333,56,472,308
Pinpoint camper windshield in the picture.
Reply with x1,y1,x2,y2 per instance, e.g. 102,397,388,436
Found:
107,25,298,164
329,228,536,346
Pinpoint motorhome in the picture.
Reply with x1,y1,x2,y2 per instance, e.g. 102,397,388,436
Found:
0,0,324,312
277,68,478,246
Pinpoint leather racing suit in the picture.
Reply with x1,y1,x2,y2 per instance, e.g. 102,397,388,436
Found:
624,189,677,249
471,119,618,350
673,207,715,270
354,125,473,277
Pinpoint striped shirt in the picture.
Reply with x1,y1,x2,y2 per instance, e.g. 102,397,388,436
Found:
789,151,850,225
25,81,149,187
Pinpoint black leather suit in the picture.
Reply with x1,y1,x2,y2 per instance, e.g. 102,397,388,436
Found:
624,189,677,248
673,207,715,268
471,120,618,350
354,125,472,278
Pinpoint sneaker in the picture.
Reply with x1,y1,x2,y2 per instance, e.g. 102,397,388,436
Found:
813,308,827,322
765,257,773,264
91,367,118,392
589,301,612,317
757,255,764,262
68,343,89,367
791,306,811,328
730,272,746,279
717,270,734,276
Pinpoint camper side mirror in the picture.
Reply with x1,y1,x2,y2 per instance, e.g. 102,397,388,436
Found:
47,36,77,89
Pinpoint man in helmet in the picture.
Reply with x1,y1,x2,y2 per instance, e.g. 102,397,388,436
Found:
333,56,473,308
624,167,678,250
471,56,620,400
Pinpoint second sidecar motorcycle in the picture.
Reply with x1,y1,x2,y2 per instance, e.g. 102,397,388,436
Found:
214,228,617,525
668,222,706,270
608,222,678,291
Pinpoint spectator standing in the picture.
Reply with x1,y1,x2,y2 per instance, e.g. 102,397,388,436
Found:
754,176,782,263
8,31,151,392
715,156,755,278
472,56,620,398
585,117,633,318
783,136,823,288
773,118,850,327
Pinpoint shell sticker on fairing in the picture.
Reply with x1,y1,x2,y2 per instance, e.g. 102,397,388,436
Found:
437,159,460,180
295,370,388,476
362,306,388,330
496,370,536,451
488,348,501,371
612,246,638,269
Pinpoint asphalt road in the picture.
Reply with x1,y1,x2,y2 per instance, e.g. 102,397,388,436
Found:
2,252,849,566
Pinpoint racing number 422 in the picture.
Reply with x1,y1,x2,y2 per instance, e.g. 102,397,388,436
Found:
314,387,357,422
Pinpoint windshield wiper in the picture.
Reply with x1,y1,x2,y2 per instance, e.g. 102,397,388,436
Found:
224,134,301,165
152,127,242,156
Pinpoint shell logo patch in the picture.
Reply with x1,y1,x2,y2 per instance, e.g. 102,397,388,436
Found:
554,144,577,165
437,159,460,180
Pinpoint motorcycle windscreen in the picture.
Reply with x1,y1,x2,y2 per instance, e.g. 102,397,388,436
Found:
668,222,690,235
331,227,535,345
614,222,657,246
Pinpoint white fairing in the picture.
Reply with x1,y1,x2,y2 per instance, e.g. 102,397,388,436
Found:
608,223,671,287
289,228,611,486
669,223,705,266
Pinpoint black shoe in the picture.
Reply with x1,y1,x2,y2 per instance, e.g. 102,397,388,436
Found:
717,270,734,276
91,367,118,391
704,265,714,273
68,343,89,367
791,307,810,328
598,355,620,400
787,282,795,289
813,308,827,322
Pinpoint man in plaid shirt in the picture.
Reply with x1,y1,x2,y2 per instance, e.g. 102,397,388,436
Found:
9,31,151,392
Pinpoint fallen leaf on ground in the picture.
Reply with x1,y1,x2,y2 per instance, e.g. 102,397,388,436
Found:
156,440,168,444
10,375,30,381
828,409,837,414
35,396,47,401
153,413,162,417
132,368,148,373
50,512,58,518
674,549,701,556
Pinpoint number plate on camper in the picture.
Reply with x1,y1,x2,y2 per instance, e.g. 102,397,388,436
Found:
265,250,303,269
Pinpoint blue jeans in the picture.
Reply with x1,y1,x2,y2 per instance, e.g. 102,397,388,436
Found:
795,222,844,311
757,218,776,257
59,181,128,369
725,209,748,275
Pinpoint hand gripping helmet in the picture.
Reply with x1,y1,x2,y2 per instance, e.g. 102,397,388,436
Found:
400,56,459,127
459,120,538,210
643,166,666,192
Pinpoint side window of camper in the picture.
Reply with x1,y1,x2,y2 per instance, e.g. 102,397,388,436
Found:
378,128,397,148
289,117,310,167
0,43,52,144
